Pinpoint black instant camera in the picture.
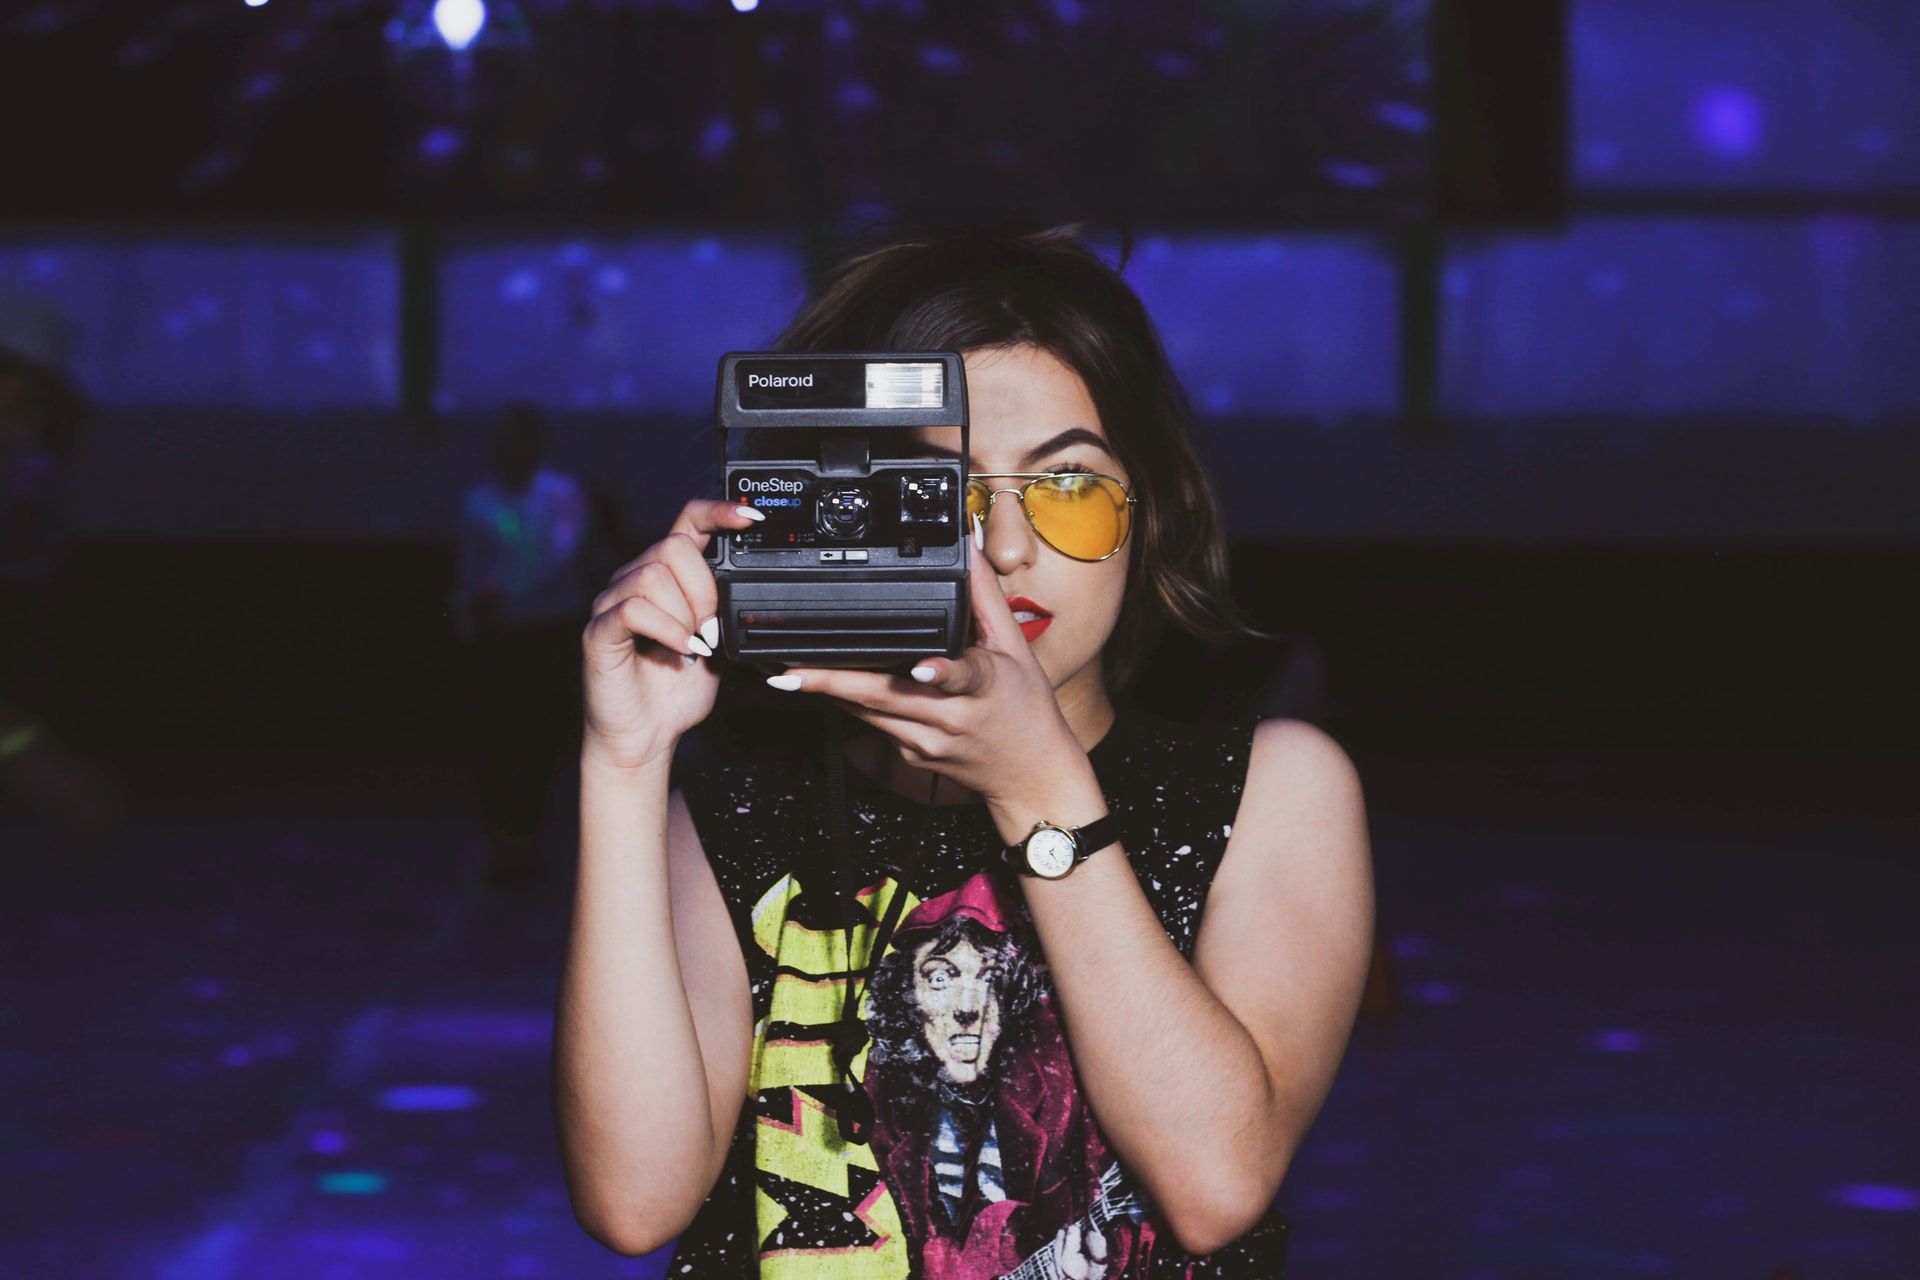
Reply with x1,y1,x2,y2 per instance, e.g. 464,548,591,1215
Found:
704,351,971,668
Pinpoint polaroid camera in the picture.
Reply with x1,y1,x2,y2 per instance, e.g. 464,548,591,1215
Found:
705,351,971,668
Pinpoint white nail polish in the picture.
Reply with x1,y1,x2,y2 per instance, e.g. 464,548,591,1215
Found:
909,665,936,683
736,505,767,522
766,673,803,692
687,634,714,658
972,511,985,552
699,616,720,650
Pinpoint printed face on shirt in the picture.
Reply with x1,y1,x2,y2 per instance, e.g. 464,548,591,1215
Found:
913,934,1004,1084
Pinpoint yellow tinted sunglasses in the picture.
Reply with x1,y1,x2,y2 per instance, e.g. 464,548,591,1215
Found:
965,471,1138,562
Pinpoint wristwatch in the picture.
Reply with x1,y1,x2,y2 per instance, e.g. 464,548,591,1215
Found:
1001,813,1122,880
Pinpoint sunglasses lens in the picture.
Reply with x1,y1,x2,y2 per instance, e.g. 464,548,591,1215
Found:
965,479,991,527
1026,474,1131,560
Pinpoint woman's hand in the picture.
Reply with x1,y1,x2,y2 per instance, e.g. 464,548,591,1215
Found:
767,524,1090,809
579,498,764,771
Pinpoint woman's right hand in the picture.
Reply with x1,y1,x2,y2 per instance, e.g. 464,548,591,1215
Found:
580,498,765,771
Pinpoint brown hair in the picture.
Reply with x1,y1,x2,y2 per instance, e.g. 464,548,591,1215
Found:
760,219,1264,691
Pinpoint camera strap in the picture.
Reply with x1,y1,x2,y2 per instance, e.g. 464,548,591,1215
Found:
819,703,942,1146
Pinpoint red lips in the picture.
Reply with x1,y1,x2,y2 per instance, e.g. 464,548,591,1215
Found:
1005,595,1052,643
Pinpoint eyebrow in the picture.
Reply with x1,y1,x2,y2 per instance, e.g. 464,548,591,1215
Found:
915,427,1115,467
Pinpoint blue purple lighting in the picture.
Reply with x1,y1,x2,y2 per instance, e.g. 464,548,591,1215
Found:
1574,0,1920,192
376,1084,482,1112
1121,232,1398,422
1588,1029,1650,1054
309,1130,349,1155
1693,87,1764,159
1407,980,1464,1007
438,232,806,414
1440,217,1920,420
0,234,398,408
400,1009,551,1049
697,117,735,164
1832,1184,1920,1212
1323,160,1387,190
836,80,880,114
916,42,969,74
418,126,465,162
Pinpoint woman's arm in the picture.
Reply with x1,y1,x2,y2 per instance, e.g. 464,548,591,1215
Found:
553,754,754,1257
1000,718,1374,1256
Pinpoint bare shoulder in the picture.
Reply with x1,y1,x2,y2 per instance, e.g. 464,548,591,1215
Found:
1192,717,1374,1163
1198,716,1374,968
1243,716,1364,809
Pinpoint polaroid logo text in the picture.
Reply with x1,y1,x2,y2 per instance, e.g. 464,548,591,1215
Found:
747,373,816,389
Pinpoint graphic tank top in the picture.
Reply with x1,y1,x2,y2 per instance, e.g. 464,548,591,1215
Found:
672,700,1292,1279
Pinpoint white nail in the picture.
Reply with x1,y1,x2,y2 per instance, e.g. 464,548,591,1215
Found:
909,665,936,683
736,505,767,522
972,511,985,552
765,673,803,692
699,616,720,650
686,634,714,658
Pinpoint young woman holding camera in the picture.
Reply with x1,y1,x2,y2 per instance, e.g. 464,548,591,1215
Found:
555,223,1374,1278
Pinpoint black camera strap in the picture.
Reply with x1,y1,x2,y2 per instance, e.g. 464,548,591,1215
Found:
819,703,943,1146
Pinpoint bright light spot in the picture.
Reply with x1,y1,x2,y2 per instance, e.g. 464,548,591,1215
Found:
1588,1028,1648,1054
732,0,759,10
432,0,487,51
1407,980,1463,1006
244,0,269,7
377,1083,483,1112
1833,1183,1920,1212
1694,87,1764,159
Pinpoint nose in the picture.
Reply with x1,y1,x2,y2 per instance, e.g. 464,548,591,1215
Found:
979,487,1038,576
953,1007,979,1028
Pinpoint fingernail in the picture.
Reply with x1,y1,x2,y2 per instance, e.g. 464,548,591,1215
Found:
909,665,936,683
765,673,803,692
736,505,766,522
699,616,720,650
686,634,714,658
972,511,985,552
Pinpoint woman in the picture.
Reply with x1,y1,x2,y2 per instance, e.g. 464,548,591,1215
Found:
555,222,1375,1278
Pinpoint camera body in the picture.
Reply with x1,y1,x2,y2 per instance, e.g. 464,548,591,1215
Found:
705,351,971,668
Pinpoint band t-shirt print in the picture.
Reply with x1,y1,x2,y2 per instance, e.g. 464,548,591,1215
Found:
669,704,1290,1279
749,865,1149,1279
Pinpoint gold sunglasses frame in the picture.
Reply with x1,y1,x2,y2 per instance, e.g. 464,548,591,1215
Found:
965,471,1140,563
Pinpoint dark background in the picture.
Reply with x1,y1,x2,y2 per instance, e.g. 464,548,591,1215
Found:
3,1,1917,1277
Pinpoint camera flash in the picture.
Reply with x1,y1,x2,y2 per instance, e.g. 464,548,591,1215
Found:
865,361,944,409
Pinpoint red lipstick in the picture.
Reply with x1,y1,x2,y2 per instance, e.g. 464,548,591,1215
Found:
1005,595,1053,643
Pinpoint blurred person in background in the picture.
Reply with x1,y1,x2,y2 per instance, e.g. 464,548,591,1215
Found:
453,402,593,886
0,294,124,856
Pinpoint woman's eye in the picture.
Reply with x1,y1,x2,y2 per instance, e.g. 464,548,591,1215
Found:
1048,462,1095,475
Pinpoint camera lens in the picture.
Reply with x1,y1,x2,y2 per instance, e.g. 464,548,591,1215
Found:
816,486,871,539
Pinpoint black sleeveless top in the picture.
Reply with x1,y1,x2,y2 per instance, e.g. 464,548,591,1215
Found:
672,699,1291,1279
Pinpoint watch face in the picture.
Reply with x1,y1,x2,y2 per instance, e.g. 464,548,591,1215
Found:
1025,827,1079,878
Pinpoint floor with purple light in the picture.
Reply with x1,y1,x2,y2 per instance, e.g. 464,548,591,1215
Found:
4,752,1915,1279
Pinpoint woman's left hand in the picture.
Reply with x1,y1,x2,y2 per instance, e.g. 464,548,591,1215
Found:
767,523,1093,810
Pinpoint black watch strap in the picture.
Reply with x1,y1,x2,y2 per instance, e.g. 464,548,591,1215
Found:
1002,812,1122,877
